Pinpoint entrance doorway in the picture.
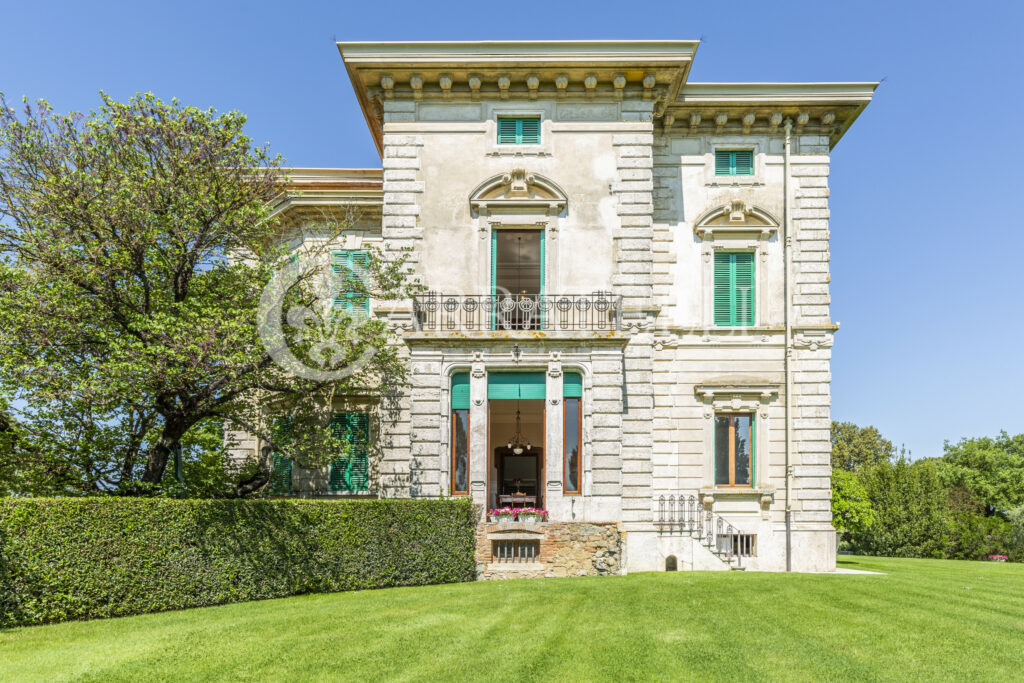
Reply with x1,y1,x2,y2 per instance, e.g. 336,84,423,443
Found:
488,399,545,509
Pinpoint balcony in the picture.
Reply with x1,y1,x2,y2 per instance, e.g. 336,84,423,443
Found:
412,293,622,332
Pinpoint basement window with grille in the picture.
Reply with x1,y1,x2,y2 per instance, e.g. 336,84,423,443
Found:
718,534,757,558
492,539,539,563
715,149,754,176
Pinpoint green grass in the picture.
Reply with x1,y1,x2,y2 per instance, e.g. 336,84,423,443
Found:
1,556,1021,682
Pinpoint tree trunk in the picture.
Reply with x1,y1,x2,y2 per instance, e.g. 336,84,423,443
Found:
139,417,190,487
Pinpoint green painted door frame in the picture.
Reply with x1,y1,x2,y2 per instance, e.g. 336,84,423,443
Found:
490,228,545,330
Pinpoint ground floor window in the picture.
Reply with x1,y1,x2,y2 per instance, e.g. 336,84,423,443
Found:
270,417,293,494
329,412,370,492
451,408,469,494
564,397,581,494
714,413,753,487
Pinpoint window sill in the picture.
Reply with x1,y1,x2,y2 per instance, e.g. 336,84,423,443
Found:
706,176,763,188
487,148,551,157
700,487,775,497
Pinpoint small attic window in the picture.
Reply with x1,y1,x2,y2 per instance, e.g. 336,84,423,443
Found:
715,150,754,176
497,116,541,145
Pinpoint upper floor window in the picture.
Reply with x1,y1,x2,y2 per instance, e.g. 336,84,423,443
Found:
330,412,370,492
497,116,541,145
713,252,755,327
715,149,754,176
332,250,369,316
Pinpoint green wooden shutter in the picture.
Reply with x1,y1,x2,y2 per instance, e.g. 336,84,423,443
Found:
332,251,370,315
347,412,370,492
564,372,583,398
734,252,755,326
451,373,470,410
733,150,754,175
714,150,732,176
715,150,754,176
497,117,540,145
713,252,733,325
714,252,755,326
330,412,370,492
270,417,293,494
519,117,540,144
497,117,518,144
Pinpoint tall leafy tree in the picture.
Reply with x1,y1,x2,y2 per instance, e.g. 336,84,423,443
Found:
0,93,415,495
831,421,896,472
935,432,1024,514
831,469,875,538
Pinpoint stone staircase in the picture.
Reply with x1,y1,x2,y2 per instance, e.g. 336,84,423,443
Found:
655,494,748,570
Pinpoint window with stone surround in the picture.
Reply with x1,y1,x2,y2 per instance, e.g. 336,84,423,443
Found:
497,116,541,145
714,413,754,487
714,149,754,176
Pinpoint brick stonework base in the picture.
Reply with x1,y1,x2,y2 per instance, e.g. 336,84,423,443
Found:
475,521,624,580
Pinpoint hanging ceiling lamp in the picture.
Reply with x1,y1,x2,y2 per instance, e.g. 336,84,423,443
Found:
506,400,532,455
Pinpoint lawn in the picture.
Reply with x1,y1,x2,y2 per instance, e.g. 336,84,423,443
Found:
1,556,1021,682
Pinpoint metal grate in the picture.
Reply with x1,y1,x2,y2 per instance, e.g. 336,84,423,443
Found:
718,534,756,558
492,540,539,563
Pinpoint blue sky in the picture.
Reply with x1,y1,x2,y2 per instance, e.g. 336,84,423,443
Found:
2,0,1021,458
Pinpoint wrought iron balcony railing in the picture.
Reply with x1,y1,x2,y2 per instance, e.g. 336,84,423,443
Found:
412,292,622,332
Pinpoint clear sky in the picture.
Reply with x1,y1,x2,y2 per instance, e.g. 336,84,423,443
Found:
2,0,1021,459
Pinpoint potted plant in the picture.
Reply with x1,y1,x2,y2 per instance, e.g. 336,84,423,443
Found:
517,508,547,526
989,554,1008,562
490,507,515,523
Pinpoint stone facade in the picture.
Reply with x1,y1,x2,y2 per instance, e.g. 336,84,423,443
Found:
476,521,623,580
244,41,875,574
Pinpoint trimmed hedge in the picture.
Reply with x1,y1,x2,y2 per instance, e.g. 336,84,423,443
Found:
0,498,477,628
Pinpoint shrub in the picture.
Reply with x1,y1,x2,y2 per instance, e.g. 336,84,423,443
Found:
0,498,477,628
850,459,951,558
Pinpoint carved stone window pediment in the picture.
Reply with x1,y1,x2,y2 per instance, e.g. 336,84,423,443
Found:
695,384,778,417
470,170,568,218
694,201,779,239
694,201,779,263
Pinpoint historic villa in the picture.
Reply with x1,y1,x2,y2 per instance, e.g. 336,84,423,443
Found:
234,40,876,574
